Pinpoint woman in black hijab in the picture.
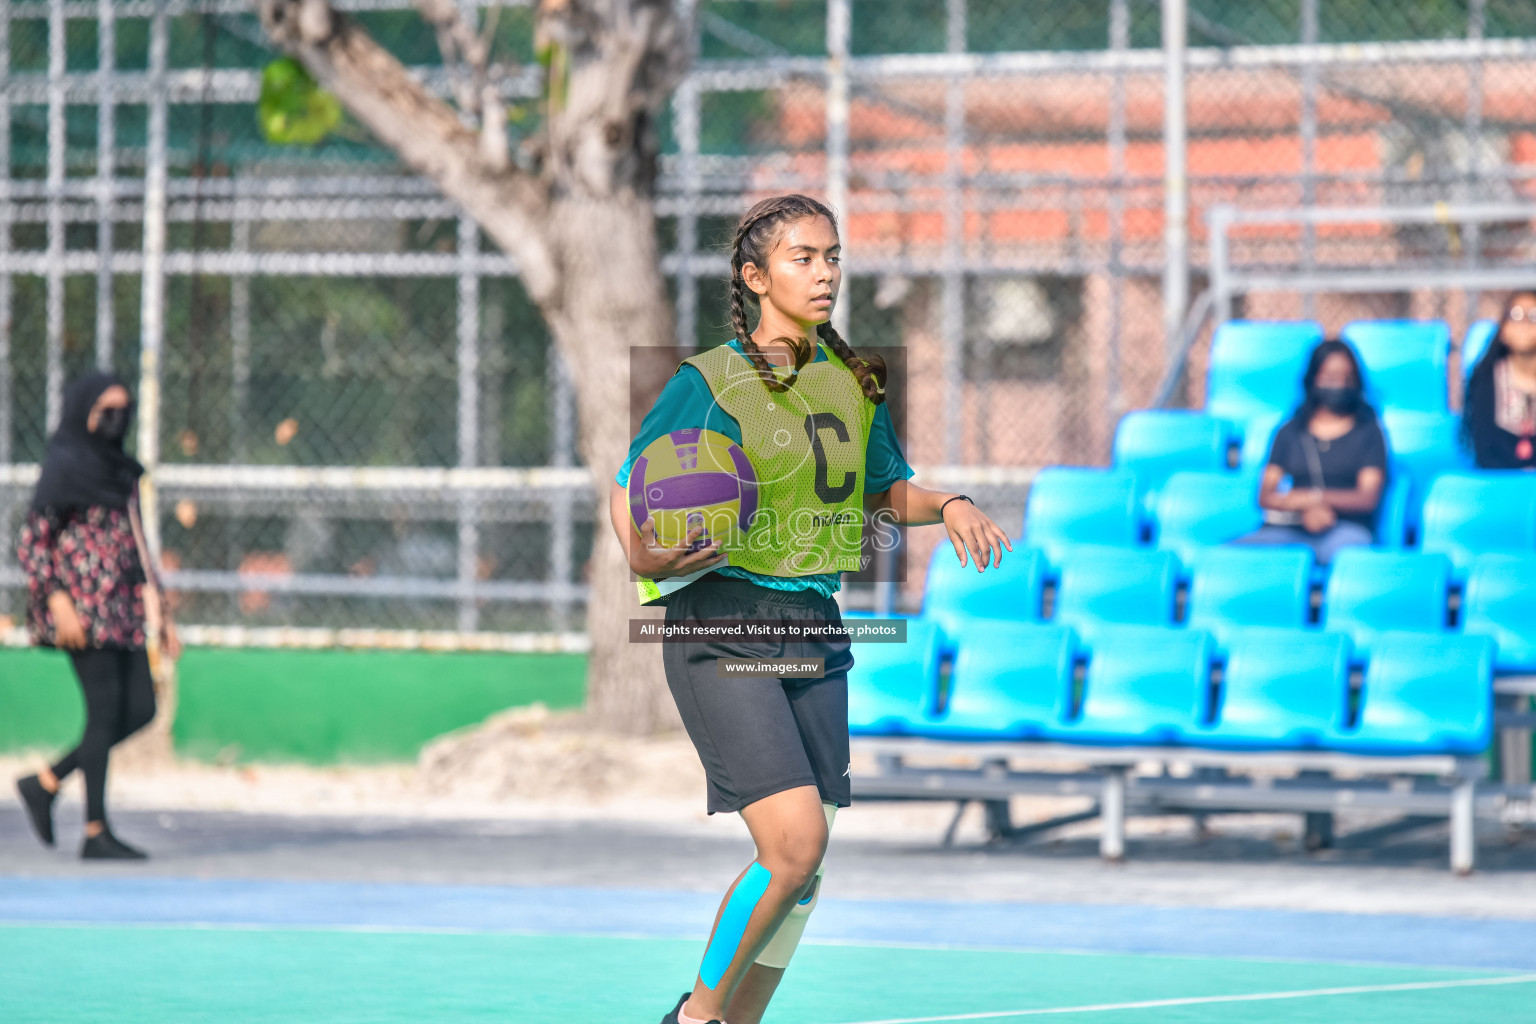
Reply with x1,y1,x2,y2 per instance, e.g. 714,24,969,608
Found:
13,371,181,860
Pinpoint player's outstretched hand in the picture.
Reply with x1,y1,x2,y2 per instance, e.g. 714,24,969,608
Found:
943,500,1013,571
632,516,728,579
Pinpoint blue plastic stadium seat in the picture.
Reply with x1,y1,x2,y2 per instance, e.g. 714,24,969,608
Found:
922,543,1044,635
1053,627,1215,745
1322,549,1451,659
1341,320,1452,415
1419,472,1536,578
1023,467,1143,564
1374,473,1412,550
1382,411,1468,487
1333,632,1495,755
1113,411,1232,511
1185,546,1313,645
1153,471,1263,566
1236,411,1287,472
1462,319,1499,380
1380,411,1466,546
1206,320,1322,423
846,617,943,736
917,622,1077,741
1195,628,1351,750
1052,547,1179,648
1462,553,1536,673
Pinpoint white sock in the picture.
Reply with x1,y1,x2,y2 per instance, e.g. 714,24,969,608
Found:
678,1001,722,1024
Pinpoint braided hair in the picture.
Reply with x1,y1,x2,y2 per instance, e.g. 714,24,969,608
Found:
729,194,887,405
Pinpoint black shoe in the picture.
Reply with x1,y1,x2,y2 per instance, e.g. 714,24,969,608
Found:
81,829,148,861
15,775,56,847
660,991,721,1024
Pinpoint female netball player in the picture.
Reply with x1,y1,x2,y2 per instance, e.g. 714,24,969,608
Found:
608,194,1012,1024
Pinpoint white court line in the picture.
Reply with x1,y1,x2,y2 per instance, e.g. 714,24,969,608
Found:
826,972,1536,1024
0,919,1529,978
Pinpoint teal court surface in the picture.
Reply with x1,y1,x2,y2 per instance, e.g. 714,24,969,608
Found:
5,874,1536,1023
4,806,1536,1024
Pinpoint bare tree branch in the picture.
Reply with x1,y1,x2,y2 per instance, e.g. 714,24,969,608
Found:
414,0,519,172
479,82,511,172
256,0,558,300
416,0,490,115
545,0,688,196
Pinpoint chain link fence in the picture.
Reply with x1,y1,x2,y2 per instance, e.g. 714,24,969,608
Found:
2,0,1533,634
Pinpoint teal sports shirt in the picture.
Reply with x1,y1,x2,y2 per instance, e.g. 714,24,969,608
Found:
617,340,915,596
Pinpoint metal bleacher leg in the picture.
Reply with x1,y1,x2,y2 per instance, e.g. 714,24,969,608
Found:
1498,694,1533,786
1303,811,1335,851
942,801,970,847
1299,770,1335,851
1451,777,1476,876
1101,767,1127,863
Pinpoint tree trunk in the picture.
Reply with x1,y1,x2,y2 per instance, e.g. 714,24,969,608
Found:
254,0,690,733
537,197,679,733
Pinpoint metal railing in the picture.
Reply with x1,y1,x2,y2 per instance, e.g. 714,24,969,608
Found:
4,0,1534,641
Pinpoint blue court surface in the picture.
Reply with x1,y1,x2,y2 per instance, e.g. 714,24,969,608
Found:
3,877,1534,1023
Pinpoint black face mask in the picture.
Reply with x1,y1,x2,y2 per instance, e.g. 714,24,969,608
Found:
1312,386,1360,415
93,406,131,443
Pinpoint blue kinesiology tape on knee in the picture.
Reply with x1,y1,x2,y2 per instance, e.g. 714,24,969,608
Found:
699,861,773,989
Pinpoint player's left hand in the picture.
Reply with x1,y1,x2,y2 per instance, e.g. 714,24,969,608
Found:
943,499,1012,571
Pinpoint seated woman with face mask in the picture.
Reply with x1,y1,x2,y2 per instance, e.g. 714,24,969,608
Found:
1235,338,1388,565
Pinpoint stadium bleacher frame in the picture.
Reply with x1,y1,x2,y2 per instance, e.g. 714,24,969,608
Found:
1156,202,1536,411
850,736,1513,875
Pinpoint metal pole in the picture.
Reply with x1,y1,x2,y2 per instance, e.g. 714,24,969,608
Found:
1299,0,1318,319
1107,0,1128,429
456,213,481,632
1463,0,1487,321
46,0,67,432
229,217,251,624
230,220,251,462
96,0,116,369
138,1,169,562
1210,205,1233,324
0,0,13,467
1161,0,1189,370
674,5,701,353
549,347,574,630
0,1,10,621
826,0,851,339
1101,765,1127,862
673,77,700,353
940,0,966,465
1450,775,1475,875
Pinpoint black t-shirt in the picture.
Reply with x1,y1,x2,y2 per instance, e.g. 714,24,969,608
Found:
1465,358,1536,470
1267,413,1389,527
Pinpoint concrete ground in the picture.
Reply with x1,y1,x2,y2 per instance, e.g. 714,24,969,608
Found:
6,798,1536,921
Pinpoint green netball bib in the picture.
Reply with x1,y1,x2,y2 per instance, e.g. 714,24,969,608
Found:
682,341,875,577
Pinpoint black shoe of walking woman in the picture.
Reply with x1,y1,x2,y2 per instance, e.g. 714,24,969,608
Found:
15,775,56,847
81,828,147,861
660,991,721,1024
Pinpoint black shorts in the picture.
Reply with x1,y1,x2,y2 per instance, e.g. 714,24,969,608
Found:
662,572,855,815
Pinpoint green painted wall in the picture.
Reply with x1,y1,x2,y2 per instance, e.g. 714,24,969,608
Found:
0,649,85,753
0,647,586,764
